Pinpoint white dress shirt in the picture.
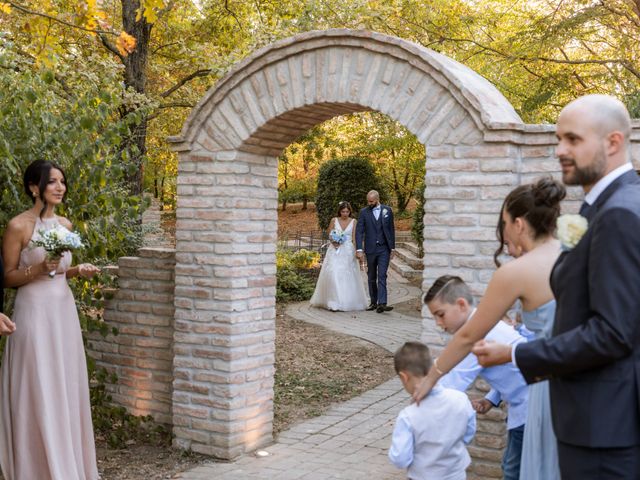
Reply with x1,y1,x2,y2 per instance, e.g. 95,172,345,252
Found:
583,162,633,206
439,318,528,430
389,385,476,480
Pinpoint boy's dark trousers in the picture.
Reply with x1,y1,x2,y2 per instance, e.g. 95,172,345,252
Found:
502,424,524,480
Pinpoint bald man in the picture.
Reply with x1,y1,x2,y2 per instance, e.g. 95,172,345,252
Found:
355,190,396,313
475,95,640,478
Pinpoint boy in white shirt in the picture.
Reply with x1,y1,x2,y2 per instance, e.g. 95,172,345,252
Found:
425,275,528,480
389,341,476,480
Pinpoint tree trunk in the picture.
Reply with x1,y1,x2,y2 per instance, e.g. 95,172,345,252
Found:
121,0,152,196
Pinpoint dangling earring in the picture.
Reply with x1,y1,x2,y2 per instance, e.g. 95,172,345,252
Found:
32,191,37,198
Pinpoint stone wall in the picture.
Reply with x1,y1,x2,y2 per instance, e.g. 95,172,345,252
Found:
86,247,176,425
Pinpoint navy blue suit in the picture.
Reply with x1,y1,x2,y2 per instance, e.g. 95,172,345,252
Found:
515,170,640,478
355,204,395,305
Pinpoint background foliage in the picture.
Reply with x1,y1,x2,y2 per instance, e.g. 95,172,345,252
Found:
0,41,147,260
315,157,388,231
275,249,320,303
3,0,638,212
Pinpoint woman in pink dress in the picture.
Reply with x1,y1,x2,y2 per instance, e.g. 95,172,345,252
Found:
0,160,100,480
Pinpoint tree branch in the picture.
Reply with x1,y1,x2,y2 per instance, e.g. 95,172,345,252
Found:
99,34,124,61
147,102,195,121
224,0,243,30
6,1,117,36
159,69,212,98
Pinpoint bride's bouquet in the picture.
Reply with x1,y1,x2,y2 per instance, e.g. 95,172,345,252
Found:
329,229,347,253
31,225,84,277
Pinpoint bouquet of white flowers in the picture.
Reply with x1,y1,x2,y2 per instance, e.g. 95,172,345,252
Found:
31,225,84,277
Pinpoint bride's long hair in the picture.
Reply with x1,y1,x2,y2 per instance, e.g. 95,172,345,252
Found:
336,201,353,218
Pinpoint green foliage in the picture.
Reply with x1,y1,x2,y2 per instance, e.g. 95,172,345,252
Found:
0,41,149,261
624,91,640,119
315,157,388,231
90,365,170,449
276,248,319,303
278,177,316,206
276,267,316,303
276,249,320,270
348,113,425,214
411,181,425,258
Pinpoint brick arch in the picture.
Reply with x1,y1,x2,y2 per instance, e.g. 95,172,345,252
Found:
167,29,531,459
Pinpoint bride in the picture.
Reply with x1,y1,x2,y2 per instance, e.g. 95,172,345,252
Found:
310,201,369,311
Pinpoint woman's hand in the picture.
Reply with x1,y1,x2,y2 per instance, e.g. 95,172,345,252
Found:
412,369,439,405
40,257,61,276
78,263,101,279
472,340,513,367
0,313,16,335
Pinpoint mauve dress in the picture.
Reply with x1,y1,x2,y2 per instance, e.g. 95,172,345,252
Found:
0,216,98,480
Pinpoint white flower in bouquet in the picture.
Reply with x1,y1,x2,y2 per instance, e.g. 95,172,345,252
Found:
557,214,588,251
31,225,84,277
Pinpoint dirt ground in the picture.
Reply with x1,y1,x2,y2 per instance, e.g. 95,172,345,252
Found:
278,202,413,238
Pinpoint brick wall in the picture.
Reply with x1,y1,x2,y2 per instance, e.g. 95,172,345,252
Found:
87,247,176,425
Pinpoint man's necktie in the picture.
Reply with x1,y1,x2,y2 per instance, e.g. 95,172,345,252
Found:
579,201,591,217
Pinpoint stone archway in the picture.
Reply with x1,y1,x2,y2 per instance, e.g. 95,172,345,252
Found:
167,29,550,459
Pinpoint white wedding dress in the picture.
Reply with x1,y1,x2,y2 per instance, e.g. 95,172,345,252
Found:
310,218,369,311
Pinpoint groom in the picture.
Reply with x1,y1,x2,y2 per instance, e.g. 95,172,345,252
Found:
475,94,640,478
356,190,395,313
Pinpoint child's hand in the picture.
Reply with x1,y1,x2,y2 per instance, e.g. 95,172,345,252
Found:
471,398,493,414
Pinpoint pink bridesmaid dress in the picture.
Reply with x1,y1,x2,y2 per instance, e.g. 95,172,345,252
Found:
0,216,98,480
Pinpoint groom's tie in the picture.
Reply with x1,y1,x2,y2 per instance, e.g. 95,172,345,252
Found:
579,201,591,218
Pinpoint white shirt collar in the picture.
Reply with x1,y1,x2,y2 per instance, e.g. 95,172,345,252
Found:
584,162,633,205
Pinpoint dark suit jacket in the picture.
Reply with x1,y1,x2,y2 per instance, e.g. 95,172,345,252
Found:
355,204,395,254
516,170,640,448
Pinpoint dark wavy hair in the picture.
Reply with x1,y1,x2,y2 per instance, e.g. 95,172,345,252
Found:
23,160,68,217
494,177,566,266
336,201,353,218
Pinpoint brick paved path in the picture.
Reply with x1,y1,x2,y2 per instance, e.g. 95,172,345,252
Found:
175,272,424,480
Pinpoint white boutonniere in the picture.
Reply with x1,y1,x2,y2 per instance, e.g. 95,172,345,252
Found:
382,208,388,217
557,214,588,251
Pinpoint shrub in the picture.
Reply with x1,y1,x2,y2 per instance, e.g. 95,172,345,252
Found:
276,248,320,303
277,249,320,270
315,157,388,231
411,181,425,258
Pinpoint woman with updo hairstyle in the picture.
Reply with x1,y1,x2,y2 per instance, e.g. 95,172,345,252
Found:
0,159,100,479
414,177,565,480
